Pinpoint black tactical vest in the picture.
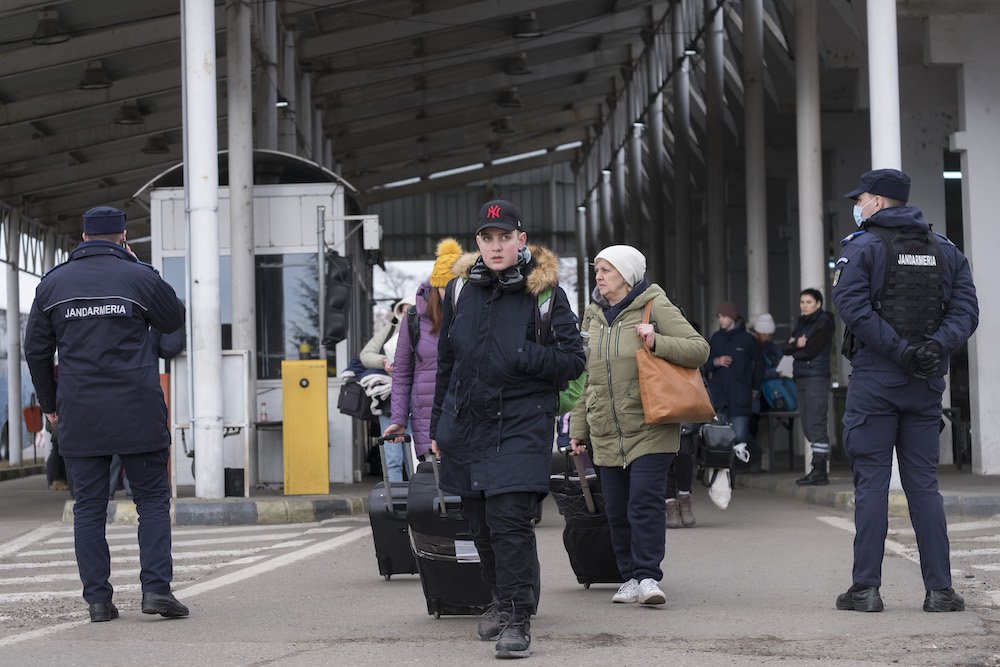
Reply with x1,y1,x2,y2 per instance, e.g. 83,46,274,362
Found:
865,224,946,344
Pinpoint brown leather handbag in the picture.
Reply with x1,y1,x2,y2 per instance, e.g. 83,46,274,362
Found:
635,301,716,425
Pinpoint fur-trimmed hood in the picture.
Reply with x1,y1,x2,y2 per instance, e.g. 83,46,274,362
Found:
449,243,560,297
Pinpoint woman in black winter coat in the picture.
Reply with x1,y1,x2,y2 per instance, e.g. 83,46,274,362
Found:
784,288,836,485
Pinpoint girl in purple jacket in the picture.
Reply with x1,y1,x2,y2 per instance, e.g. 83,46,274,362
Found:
383,238,461,466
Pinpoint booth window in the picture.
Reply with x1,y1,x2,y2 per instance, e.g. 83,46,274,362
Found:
161,254,318,380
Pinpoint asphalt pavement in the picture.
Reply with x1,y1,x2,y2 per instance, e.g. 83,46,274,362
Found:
1,468,1000,664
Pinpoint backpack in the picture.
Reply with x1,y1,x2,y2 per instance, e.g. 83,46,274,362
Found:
406,305,421,362
761,377,797,412
451,278,587,415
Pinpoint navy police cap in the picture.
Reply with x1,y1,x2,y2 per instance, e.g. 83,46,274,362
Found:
843,168,911,202
82,206,126,234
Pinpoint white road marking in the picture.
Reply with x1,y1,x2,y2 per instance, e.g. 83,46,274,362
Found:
950,548,1000,558
19,533,315,556
0,526,370,647
0,584,143,603
971,564,1000,572
0,564,217,585
892,519,1000,537
174,526,370,598
44,521,354,544
0,524,62,558
819,516,967,576
985,591,1000,607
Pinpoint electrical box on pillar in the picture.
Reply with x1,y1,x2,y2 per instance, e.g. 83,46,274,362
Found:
282,360,329,495
322,250,351,347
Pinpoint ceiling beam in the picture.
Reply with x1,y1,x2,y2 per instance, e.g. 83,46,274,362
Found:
0,9,225,79
325,49,624,126
298,0,580,60
350,127,586,189
360,147,579,202
5,151,179,198
311,6,657,94
343,108,598,173
333,83,611,153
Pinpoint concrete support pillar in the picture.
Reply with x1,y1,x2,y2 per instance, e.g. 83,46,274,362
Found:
183,0,224,499
795,0,825,296
257,0,278,151
600,169,614,250
312,108,323,164
576,205,588,316
867,0,902,168
278,29,297,154
628,123,645,251
647,35,667,285
588,187,600,260
929,15,1000,474
673,3,693,311
613,148,627,244
323,137,334,171
704,0,726,322
6,212,22,466
743,0,768,319
226,0,257,483
42,229,56,273
548,162,559,250
299,73,313,159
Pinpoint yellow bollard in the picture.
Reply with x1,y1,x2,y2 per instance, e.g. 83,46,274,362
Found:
281,360,329,495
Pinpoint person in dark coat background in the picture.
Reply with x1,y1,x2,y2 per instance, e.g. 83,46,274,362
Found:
702,302,766,462
833,168,978,614
784,288,836,485
24,206,188,623
430,199,585,659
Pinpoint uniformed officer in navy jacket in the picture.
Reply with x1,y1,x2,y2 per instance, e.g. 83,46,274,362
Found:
24,206,189,622
832,169,979,613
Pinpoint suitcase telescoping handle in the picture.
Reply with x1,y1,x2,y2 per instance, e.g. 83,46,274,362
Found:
376,433,412,488
563,452,597,514
428,453,453,519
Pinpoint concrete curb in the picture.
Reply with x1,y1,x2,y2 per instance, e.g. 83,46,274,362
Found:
735,473,1000,518
0,464,45,482
62,495,368,526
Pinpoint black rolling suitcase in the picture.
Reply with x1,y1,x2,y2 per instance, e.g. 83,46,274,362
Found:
406,459,492,618
368,435,418,580
549,454,624,589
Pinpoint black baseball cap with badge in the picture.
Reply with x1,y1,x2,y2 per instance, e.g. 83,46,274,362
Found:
843,168,911,202
476,199,524,235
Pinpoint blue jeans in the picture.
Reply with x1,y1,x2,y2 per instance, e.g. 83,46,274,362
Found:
378,415,411,482
599,452,674,582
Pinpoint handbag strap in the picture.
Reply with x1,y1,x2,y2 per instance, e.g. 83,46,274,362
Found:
571,453,597,514
641,301,653,325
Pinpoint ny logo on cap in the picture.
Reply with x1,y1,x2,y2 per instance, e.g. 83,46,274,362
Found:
486,205,502,219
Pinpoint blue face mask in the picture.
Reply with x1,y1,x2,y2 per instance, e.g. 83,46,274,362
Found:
852,199,875,227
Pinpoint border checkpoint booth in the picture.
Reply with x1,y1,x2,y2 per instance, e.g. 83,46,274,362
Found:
136,150,377,497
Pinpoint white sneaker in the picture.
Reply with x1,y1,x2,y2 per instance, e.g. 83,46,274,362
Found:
612,578,639,603
638,578,666,605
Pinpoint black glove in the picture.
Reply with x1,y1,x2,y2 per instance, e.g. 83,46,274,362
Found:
914,342,942,377
899,345,922,376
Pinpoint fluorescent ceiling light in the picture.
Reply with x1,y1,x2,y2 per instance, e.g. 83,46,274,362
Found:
429,163,485,179
555,140,583,151
381,177,422,189
943,171,962,180
491,149,547,165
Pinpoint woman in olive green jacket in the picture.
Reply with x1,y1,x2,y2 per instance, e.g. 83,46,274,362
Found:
569,245,709,606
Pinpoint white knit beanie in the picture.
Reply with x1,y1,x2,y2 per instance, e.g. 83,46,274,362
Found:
594,245,646,288
752,313,776,334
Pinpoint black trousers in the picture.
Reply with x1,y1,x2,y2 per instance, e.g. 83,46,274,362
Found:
64,449,173,604
461,492,540,617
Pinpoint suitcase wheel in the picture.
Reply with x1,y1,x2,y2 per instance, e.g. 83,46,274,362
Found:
584,583,591,589
433,610,441,619
383,574,391,581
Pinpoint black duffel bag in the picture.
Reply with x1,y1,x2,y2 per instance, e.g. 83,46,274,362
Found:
337,379,373,420
696,421,736,489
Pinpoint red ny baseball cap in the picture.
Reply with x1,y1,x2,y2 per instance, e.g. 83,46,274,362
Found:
476,199,523,235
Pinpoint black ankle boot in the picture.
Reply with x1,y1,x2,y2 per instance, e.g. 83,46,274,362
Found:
495,612,531,659
796,454,829,486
